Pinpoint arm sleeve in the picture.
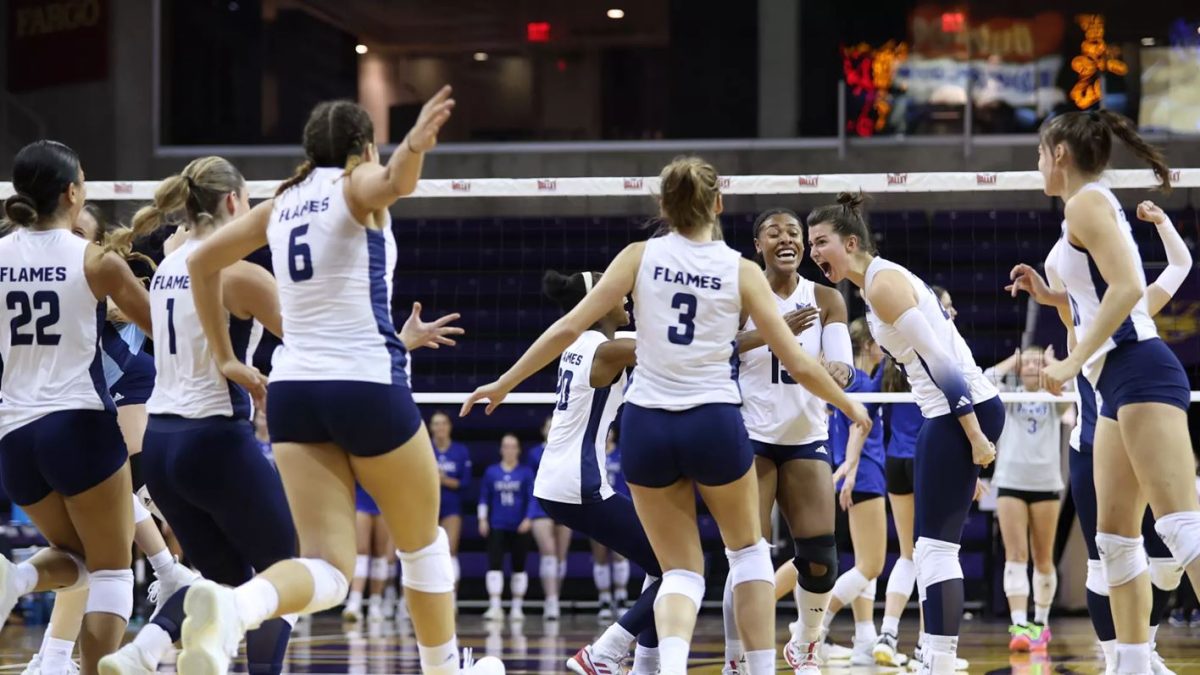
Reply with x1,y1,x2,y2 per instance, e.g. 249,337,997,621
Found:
1152,216,1191,296
821,322,854,366
893,308,975,416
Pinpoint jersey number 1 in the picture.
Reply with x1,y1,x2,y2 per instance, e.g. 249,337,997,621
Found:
7,291,60,346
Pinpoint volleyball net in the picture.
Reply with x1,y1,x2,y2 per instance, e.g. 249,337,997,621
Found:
4,168,1199,412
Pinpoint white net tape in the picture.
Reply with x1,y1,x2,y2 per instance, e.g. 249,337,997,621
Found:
3,168,1199,200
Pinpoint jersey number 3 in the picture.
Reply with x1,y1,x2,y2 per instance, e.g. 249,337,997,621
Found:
7,291,60,346
288,224,314,282
668,292,697,345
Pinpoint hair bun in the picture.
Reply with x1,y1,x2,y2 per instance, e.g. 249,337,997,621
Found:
3,194,38,226
541,269,572,302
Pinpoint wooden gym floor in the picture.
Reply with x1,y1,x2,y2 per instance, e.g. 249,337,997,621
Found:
1,614,1199,673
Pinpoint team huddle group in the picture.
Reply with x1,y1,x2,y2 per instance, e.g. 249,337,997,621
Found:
0,85,1197,675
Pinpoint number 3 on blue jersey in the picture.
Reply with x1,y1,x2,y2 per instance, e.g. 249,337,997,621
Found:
668,292,697,345
288,224,314,282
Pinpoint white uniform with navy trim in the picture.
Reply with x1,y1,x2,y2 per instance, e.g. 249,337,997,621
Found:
1053,183,1158,384
624,233,742,410
987,373,1064,492
266,167,407,384
864,257,996,418
534,330,626,504
146,239,255,419
0,229,111,440
740,278,828,444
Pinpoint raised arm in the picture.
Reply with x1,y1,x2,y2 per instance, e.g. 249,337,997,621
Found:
347,86,455,213
740,260,870,432
867,269,994,466
1043,191,1144,394
461,243,643,415
1137,201,1191,316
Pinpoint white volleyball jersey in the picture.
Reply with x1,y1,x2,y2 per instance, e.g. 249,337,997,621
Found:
624,233,742,410
0,229,112,440
145,240,254,419
266,167,408,384
864,257,997,418
534,331,626,504
988,374,1064,491
739,277,828,445
1056,184,1158,384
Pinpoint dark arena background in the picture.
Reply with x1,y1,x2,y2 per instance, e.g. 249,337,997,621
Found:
3,0,1200,673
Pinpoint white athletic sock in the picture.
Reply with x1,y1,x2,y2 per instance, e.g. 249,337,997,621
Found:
856,621,878,642
235,577,280,629
881,615,900,636
721,574,743,663
658,636,690,675
1034,606,1050,625
593,622,635,661
131,623,173,667
924,633,957,656
632,645,659,674
744,649,775,675
40,637,75,675
1115,643,1150,675
148,550,175,579
346,590,363,607
485,571,504,608
1100,640,1117,670
796,587,830,644
1149,624,1159,646
594,563,612,593
1011,609,1028,626
14,562,37,596
417,637,459,675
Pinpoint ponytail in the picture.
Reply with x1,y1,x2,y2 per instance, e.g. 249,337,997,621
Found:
1097,110,1171,193
83,204,156,273
276,159,316,197
127,156,246,249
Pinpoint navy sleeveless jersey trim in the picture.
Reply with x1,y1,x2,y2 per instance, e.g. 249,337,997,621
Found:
1084,250,1137,344
365,229,408,385
579,385,611,503
88,303,116,413
1077,374,1097,449
101,323,135,372
226,316,254,419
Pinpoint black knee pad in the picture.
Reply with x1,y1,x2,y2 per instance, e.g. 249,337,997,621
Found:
792,535,838,593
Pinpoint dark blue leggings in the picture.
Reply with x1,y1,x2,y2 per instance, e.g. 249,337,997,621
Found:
1071,446,1173,640
915,397,1005,637
142,416,298,674
541,495,660,648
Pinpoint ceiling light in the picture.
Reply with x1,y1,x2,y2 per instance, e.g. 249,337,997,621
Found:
474,52,489,62
1141,37,1155,46
355,44,368,55
607,8,625,19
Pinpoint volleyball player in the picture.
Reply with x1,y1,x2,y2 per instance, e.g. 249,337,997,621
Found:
0,140,150,672
718,206,855,673
524,416,572,621
986,347,1066,651
343,486,397,623
430,410,472,591
17,209,201,675
601,427,633,612
178,91,502,675
808,192,1003,674
1010,111,1200,675
523,269,661,675
463,157,870,675
870,359,920,666
479,433,535,621
1010,198,1191,674
822,318,889,665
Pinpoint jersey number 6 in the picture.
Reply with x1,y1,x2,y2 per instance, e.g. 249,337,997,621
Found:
288,224,314,282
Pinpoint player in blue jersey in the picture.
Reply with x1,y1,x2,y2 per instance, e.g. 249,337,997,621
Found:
430,410,473,591
0,141,153,671
479,434,536,621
